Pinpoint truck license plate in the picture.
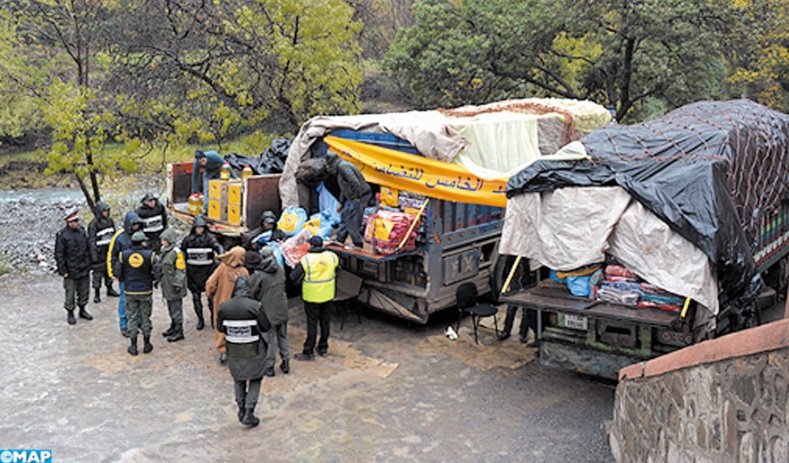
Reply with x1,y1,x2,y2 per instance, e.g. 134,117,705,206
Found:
563,314,588,330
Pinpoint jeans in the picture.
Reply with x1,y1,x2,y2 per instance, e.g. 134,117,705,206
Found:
336,192,372,247
117,281,127,329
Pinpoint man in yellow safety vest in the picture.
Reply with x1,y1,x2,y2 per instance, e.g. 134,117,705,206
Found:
291,236,339,361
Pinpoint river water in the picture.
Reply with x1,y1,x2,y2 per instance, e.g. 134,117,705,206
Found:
0,188,84,203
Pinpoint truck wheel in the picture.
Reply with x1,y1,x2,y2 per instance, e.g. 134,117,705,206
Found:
491,254,535,303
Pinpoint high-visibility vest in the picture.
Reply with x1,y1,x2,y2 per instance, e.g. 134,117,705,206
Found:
301,251,338,303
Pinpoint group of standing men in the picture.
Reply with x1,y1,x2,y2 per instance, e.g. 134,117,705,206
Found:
54,146,360,427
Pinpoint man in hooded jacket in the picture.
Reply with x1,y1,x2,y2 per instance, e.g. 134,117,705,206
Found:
136,193,168,252
181,215,223,331
206,246,249,364
243,210,287,250
87,201,119,303
250,246,290,376
218,275,271,427
107,211,145,337
324,152,372,250
159,228,188,342
55,210,93,325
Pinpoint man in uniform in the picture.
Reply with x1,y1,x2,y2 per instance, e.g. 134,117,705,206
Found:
159,228,187,342
324,152,372,251
291,236,339,360
55,210,93,325
181,215,223,331
117,231,161,356
87,201,119,303
218,275,271,427
107,211,145,337
136,193,167,252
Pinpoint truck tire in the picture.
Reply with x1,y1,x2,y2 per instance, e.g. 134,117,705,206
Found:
490,254,535,303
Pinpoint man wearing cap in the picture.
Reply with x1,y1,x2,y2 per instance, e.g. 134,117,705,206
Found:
191,149,237,196
290,236,339,361
217,275,271,427
87,201,119,303
117,231,162,356
136,193,168,252
55,210,94,325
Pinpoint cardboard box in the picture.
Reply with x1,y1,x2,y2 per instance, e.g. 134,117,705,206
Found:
227,181,243,206
208,179,226,200
207,199,226,221
227,204,242,225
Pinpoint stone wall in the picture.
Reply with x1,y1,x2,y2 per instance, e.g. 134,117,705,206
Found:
607,320,789,463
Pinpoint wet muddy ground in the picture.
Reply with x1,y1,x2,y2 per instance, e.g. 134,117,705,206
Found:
0,276,615,462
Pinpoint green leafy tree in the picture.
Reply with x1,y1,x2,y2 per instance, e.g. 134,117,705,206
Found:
0,0,124,212
385,0,734,121
724,0,789,112
109,0,363,143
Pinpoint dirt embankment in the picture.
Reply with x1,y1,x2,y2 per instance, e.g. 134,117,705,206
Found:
0,160,71,189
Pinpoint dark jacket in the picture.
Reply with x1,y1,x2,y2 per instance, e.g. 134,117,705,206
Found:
250,254,288,326
87,201,115,266
159,229,187,301
55,224,91,280
181,215,223,292
243,211,287,249
136,200,168,241
218,293,271,381
325,153,371,202
119,244,162,296
191,150,237,193
108,212,144,279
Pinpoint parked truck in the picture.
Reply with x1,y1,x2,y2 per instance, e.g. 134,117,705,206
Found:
498,100,789,380
168,98,612,322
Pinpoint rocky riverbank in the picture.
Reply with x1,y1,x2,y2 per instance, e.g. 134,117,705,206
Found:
0,197,82,276
0,176,170,276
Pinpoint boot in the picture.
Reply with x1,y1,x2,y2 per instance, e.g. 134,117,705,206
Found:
193,294,205,331
236,402,245,423
106,284,120,297
78,306,93,321
128,337,138,356
241,407,260,427
67,309,76,325
280,358,290,374
264,367,275,377
162,322,175,337
167,325,184,342
143,335,153,354
93,288,101,304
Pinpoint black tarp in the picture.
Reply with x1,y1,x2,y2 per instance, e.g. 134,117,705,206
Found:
507,100,789,309
224,138,292,175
